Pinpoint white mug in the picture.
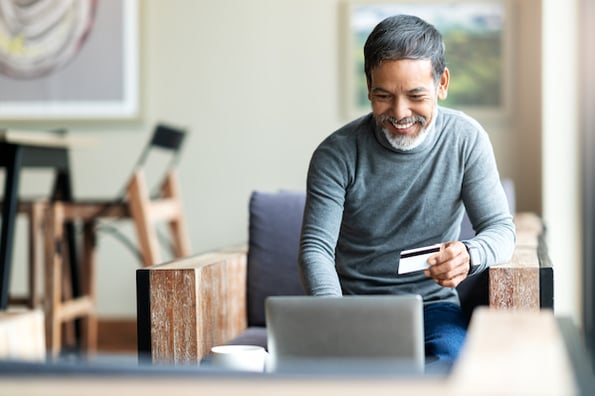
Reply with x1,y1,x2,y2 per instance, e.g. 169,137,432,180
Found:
210,345,268,372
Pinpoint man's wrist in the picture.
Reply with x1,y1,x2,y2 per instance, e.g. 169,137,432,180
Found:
462,241,480,275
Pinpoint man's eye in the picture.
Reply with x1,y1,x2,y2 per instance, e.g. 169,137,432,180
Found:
374,94,391,100
410,95,425,101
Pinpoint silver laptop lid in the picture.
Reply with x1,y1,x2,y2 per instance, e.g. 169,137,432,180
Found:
265,295,424,375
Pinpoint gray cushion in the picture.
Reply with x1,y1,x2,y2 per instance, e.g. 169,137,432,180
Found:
228,327,268,350
247,191,306,327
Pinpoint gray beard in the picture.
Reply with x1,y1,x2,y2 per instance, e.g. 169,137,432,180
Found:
382,125,429,151
379,108,437,151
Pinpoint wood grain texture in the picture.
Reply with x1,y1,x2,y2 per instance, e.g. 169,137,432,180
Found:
146,248,247,364
487,213,544,310
489,266,540,309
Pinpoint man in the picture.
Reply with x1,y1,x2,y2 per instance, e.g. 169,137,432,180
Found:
298,14,515,364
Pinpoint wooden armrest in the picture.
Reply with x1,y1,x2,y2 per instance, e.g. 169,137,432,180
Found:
488,212,548,310
136,245,248,364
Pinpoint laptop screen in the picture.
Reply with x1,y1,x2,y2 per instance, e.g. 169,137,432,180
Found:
265,295,424,375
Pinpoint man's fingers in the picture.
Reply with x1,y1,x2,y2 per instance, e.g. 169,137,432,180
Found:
437,273,467,288
424,241,470,287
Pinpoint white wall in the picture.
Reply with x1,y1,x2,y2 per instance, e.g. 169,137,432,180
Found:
7,0,577,323
10,0,347,317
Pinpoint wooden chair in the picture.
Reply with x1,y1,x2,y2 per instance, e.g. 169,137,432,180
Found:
127,167,191,267
42,124,192,357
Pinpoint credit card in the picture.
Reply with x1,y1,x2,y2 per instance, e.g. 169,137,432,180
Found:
397,244,442,275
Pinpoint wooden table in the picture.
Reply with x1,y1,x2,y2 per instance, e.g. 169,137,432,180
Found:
0,308,591,395
0,130,89,309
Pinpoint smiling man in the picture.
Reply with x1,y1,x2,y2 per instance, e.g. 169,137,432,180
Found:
299,15,515,365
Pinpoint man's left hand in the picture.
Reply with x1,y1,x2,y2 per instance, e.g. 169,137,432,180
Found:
424,241,470,288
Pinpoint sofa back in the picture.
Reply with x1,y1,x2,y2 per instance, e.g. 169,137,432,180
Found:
247,191,306,326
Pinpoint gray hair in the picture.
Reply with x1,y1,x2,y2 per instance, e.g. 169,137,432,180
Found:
364,14,446,85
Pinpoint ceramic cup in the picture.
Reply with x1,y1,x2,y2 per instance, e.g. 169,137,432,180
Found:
210,345,268,372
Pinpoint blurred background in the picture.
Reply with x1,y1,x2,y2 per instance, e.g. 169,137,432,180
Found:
0,0,583,349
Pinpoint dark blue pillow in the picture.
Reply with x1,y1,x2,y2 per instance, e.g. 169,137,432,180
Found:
247,191,306,327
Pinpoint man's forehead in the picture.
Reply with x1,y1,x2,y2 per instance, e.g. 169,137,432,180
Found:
370,59,435,86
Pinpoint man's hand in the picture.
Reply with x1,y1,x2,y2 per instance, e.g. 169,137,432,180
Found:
423,241,470,288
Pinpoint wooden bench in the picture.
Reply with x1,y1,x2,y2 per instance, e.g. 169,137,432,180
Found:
137,212,552,365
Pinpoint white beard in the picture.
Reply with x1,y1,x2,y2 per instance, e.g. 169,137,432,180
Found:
379,107,437,151
382,124,429,151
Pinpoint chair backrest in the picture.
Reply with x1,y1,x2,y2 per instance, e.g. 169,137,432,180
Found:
131,124,187,198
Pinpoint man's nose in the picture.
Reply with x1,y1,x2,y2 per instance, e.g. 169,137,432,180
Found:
391,98,412,120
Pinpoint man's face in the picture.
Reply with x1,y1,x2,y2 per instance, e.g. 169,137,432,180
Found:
368,59,449,150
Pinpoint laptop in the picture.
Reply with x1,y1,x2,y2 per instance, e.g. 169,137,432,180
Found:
265,294,424,375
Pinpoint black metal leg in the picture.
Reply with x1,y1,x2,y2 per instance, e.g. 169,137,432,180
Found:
0,145,22,309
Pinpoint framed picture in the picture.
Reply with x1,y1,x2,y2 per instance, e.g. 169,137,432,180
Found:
341,0,511,119
0,0,139,120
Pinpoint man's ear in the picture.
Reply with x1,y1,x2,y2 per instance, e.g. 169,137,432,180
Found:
366,77,372,101
437,68,450,100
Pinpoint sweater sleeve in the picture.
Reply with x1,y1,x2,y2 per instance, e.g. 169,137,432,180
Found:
298,140,347,296
460,126,516,275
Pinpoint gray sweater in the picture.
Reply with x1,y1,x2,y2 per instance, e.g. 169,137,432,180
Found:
299,107,516,305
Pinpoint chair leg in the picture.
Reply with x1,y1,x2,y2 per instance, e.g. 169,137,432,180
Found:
44,202,99,357
161,171,191,258
28,201,46,309
128,170,161,266
60,245,77,350
44,202,64,358
80,220,97,353
7,201,46,308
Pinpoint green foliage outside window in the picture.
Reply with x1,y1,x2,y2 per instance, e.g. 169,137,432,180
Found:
350,2,504,112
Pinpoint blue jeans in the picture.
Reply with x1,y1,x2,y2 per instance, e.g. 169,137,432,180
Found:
423,302,468,366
